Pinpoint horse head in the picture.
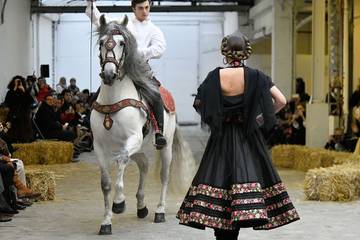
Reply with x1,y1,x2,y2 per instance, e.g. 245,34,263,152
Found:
97,14,131,86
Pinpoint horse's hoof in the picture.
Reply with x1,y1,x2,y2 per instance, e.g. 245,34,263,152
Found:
98,224,112,235
112,201,125,214
137,206,148,219
154,213,165,223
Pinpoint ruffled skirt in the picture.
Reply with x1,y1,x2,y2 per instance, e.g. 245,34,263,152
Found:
177,123,300,230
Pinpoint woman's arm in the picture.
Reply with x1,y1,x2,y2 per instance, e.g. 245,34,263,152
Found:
270,86,287,113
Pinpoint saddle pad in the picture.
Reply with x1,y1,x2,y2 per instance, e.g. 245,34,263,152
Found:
160,86,175,113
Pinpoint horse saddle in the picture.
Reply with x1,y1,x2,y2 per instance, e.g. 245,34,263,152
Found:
160,86,175,113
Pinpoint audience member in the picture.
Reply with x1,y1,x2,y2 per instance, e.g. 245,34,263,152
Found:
36,77,53,102
56,77,67,94
60,89,77,128
295,77,310,103
26,75,39,107
68,78,80,95
35,94,76,142
4,75,35,143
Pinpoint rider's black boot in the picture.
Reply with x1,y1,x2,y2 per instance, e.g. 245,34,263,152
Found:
152,99,167,149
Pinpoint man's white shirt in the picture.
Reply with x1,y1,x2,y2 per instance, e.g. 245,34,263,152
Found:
86,2,166,61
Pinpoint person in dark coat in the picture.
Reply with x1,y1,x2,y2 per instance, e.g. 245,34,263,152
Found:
35,94,75,142
4,75,34,143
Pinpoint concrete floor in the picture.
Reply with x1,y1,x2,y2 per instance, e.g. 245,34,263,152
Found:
1,127,360,240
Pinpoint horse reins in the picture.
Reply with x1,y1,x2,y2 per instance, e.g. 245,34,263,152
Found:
99,30,126,81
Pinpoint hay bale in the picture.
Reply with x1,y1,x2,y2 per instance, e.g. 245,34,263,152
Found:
292,146,317,171
271,145,296,168
272,144,355,171
13,141,73,165
304,163,360,201
26,170,56,201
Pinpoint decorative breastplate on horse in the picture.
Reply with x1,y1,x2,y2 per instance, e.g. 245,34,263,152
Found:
92,99,151,131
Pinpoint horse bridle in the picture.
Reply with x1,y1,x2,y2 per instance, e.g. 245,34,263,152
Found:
99,29,126,81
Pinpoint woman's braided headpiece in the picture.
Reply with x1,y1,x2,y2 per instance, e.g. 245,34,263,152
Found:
221,31,252,65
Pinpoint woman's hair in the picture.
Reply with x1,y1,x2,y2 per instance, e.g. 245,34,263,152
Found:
221,31,252,65
7,75,26,90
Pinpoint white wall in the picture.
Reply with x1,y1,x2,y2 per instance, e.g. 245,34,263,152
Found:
53,12,230,123
0,0,32,101
38,15,54,87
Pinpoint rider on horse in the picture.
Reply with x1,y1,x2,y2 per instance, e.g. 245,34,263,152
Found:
86,0,167,149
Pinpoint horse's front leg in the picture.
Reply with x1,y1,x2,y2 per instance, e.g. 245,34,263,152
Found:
132,153,149,219
112,134,143,215
154,145,172,223
95,143,113,235
112,155,127,214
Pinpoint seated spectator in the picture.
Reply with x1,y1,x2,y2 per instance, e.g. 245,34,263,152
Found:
36,77,53,102
325,128,346,151
0,160,18,222
80,89,92,110
35,94,76,142
0,138,40,200
68,78,80,96
4,75,35,143
73,101,93,151
56,77,67,94
60,89,76,127
1,173,15,222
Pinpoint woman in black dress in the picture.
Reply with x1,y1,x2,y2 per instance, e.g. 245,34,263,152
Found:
4,76,34,143
177,31,300,240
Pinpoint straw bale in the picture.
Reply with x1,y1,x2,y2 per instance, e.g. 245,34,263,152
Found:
271,145,297,168
292,146,317,171
272,145,355,171
304,163,360,201
26,170,56,201
13,140,73,165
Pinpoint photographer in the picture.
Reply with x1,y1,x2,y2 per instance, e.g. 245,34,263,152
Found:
26,74,39,107
4,76,35,143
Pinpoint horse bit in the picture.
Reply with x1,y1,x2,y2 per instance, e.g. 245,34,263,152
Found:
99,29,126,81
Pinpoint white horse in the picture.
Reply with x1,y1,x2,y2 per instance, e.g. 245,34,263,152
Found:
90,15,195,235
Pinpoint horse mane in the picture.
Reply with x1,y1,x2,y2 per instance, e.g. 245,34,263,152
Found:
96,20,160,105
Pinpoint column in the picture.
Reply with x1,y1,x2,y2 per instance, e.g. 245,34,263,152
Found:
311,0,326,101
271,0,293,98
223,12,238,36
306,0,328,148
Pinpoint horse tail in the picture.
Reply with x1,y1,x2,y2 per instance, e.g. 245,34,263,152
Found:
169,126,197,194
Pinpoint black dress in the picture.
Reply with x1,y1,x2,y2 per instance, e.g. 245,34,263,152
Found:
4,90,34,143
177,69,299,231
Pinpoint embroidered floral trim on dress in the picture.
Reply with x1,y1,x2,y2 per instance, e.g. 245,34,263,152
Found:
231,182,262,194
231,198,265,206
178,210,234,230
254,208,300,230
262,182,286,199
231,209,268,222
266,198,292,211
177,182,300,230
188,184,231,200
193,200,231,212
